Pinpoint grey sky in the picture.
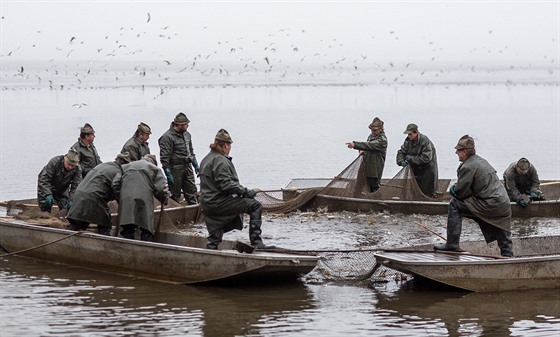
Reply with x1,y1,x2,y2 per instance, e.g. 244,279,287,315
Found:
1,0,558,67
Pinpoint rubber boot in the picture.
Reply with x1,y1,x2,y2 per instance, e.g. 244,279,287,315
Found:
249,220,275,249
206,230,223,250
497,230,514,257
97,226,111,236
120,224,136,239
140,229,154,242
434,198,462,252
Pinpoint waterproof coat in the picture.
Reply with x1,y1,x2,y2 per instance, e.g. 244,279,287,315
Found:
37,155,82,203
121,136,151,162
112,160,168,234
396,133,439,195
199,149,249,233
455,154,511,232
352,131,387,180
158,125,196,169
503,162,541,201
71,138,102,177
67,161,122,227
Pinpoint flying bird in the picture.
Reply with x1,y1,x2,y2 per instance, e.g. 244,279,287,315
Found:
163,60,171,65
69,36,76,44
147,12,151,23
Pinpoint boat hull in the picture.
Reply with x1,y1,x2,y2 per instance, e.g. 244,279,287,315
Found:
374,236,560,292
0,220,318,285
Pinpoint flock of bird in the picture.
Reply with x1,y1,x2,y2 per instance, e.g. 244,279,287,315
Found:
1,11,557,103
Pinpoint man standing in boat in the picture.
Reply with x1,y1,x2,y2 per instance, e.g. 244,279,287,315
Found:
346,117,387,192
37,147,82,212
199,129,274,250
112,154,168,241
120,122,152,162
71,123,102,178
66,152,131,235
503,157,545,207
396,123,439,197
158,112,199,205
434,135,513,257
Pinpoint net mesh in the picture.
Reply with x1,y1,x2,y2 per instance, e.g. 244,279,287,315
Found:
255,156,448,214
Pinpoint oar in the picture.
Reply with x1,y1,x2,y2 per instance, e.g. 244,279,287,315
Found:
154,202,165,241
414,221,447,241
541,181,560,186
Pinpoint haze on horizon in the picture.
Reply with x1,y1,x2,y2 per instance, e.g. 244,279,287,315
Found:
1,0,558,71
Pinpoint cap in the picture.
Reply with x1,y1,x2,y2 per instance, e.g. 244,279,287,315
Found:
516,158,531,174
454,135,475,150
403,123,418,134
64,147,80,166
215,128,233,143
142,154,157,166
368,117,384,131
173,112,190,125
137,122,152,134
81,123,95,134
116,152,131,164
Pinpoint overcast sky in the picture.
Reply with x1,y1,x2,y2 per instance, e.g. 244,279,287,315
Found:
1,1,559,66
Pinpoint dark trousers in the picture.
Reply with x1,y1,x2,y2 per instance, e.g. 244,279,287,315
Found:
120,224,154,241
447,198,513,257
68,218,111,235
170,164,197,205
367,177,380,193
206,199,263,249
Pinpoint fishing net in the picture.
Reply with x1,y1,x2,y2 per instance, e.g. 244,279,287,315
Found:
253,156,450,214
320,156,445,201
296,248,408,284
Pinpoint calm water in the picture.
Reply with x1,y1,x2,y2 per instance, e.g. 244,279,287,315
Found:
1,69,560,336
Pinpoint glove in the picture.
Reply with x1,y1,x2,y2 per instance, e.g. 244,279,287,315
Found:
517,199,528,208
45,195,55,206
65,200,73,209
529,192,539,201
192,157,200,175
449,184,457,198
244,188,257,199
162,195,169,206
400,160,409,167
405,155,413,162
164,168,174,188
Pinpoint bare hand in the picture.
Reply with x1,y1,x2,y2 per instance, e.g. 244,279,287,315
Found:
346,142,355,149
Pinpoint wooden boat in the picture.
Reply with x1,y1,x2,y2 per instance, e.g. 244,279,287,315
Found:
0,218,319,285
373,235,560,292
286,178,560,218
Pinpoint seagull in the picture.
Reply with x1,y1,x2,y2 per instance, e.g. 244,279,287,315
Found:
163,60,171,65
72,103,87,109
147,12,151,23
69,36,76,44
264,56,269,65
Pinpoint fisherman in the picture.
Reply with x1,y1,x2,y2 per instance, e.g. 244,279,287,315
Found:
112,154,168,242
199,129,274,250
158,112,199,204
37,147,82,212
66,152,131,235
434,135,513,257
71,123,102,178
396,123,439,196
346,117,388,192
120,122,152,162
503,157,545,207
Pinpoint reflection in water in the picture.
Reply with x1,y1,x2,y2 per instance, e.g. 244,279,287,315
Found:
1,256,559,336
0,256,313,337
374,280,560,337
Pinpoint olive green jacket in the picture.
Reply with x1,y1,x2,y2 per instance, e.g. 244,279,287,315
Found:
352,131,388,179
71,138,102,177
121,136,151,162
158,125,196,170
396,133,439,195
37,155,82,202
503,162,541,202
199,149,247,233
455,155,511,231
67,161,122,227
112,160,168,234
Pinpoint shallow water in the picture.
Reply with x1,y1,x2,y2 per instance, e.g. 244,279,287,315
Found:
1,69,560,336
